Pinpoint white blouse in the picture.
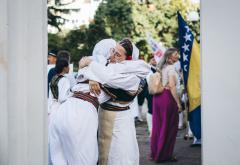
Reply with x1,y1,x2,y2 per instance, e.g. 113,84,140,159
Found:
49,76,72,104
161,64,178,87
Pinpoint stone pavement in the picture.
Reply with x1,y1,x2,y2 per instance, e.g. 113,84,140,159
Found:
136,121,201,165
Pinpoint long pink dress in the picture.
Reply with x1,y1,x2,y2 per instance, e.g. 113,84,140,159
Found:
150,65,179,162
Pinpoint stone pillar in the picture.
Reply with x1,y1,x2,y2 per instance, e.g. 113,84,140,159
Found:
0,0,9,164
0,0,47,164
202,0,240,165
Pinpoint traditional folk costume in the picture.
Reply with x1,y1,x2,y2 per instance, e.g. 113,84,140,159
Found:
49,83,100,165
88,40,150,165
48,74,72,165
48,40,111,165
48,60,150,165
92,39,144,122
48,38,150,165
78,60,151,165
48,74,72,115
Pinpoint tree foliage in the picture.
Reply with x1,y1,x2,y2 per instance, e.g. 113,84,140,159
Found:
48,0,200,66
48,0,79,31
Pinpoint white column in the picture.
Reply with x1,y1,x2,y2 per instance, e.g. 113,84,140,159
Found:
202,0,240,165
0,0,9,164
0,0,47,164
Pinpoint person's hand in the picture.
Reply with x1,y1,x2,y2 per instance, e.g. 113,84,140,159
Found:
79,57,92,69
89,80,101,96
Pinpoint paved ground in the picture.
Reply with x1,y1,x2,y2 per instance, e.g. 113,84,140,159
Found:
136,121,201,165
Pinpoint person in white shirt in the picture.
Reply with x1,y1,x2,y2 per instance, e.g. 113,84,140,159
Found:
48,59,72,115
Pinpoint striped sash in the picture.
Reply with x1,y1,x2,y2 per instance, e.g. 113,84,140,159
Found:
73,91,99,110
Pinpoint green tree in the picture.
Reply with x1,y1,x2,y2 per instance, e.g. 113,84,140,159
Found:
48,0,200,65
48,33,64,53
48,0,79,31
87,0,200,57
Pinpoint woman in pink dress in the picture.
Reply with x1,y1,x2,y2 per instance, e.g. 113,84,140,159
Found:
150,48,182,162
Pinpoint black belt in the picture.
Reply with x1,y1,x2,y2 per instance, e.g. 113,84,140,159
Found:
100,102,130,111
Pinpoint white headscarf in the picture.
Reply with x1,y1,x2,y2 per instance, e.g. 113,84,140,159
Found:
132,44,139,60
92,38,117,65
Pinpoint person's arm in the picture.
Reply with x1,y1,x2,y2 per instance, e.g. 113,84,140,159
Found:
78,60,140,91
78,57,142,96
168,74,182,112
58,78,72,103
118,60,151,79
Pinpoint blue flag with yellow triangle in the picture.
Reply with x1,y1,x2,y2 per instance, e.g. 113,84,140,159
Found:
177,12,201,140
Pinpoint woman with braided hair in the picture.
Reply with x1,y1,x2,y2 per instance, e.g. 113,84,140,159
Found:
48,59,72,115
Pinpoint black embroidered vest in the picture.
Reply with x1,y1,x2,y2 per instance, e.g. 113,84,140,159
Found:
102,79,146,102
50,75,64,99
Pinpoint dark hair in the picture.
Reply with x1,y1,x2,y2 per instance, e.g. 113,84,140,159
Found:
55,59,69,74
119,38,133,57
57,50,71,62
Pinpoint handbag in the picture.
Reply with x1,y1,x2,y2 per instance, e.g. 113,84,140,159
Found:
148,71,164,95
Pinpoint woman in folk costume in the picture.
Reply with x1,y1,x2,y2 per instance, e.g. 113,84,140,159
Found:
48,69,101,165
48,59,72,165
92,38,117,65
48,59,72,115
80,38,150,165
150,48,182,162
48,39,150,165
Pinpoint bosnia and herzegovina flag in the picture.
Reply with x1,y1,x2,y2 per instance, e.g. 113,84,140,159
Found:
177,12,201,140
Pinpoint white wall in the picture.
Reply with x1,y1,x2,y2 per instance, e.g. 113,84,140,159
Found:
0,0,9,164
202,1,240,165
0,0,47,164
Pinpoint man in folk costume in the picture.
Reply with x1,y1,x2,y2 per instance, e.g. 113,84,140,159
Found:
79,38,151,165
91,38,141,120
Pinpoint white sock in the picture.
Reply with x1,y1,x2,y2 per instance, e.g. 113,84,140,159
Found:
138,105,143,120
187,122,193,137
178,112,184,128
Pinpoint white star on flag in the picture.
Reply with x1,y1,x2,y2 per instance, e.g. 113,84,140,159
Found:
184,65,188,72
184,33,191,42
183,53,188,61
182,43,190,52
185,26,190,33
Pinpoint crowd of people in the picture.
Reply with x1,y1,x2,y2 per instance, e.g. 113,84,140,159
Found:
47,38,195,165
